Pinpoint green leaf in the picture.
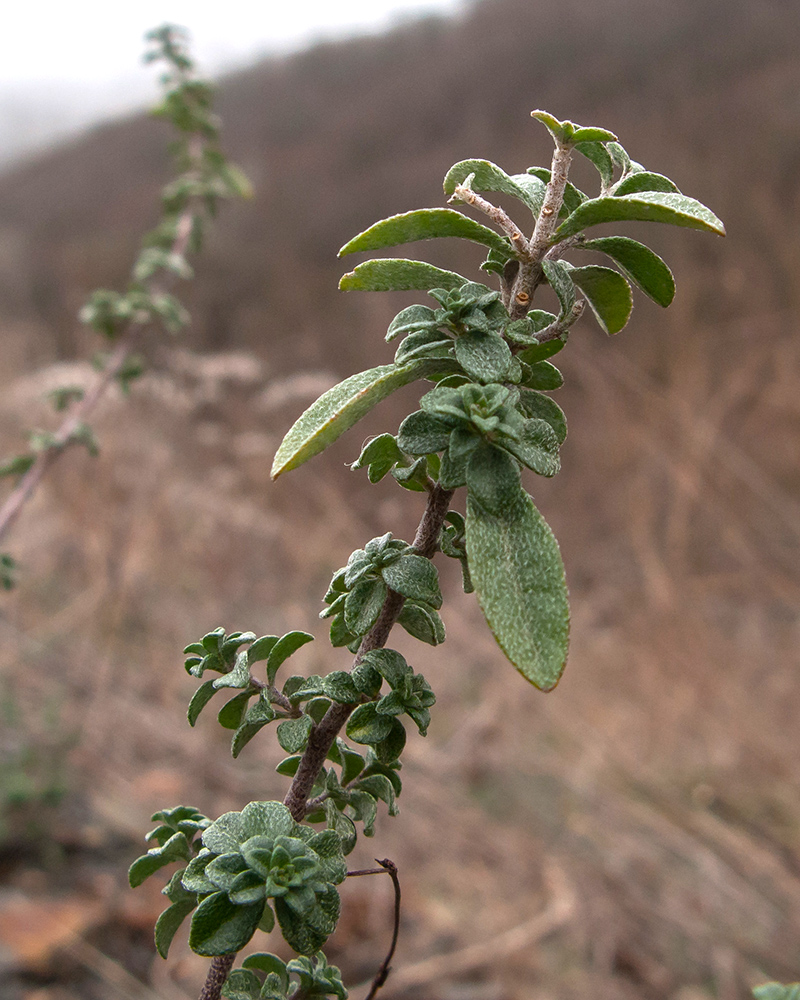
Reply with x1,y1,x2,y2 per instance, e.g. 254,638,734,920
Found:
579,236,675,307
155,895,197,959
188,891,264,956
339,208,511,257
344,579,386,636
466,443,521,516
373,718,406,764
347,703,394,745
555,191,726,238
454,330,512,383
567,264,633,335
381,553,442,608
266,631,314,685
612,171,680,196
277,714,314,754
247,635,279,666
272,359,454,478
519,361,564,391
503,419,561,477
541,260,575,320
574,141,614,188
571,126,618,144
339,259,467,292
231,696,277,758
753,985,800,1000
397,410,452,455
397,600,446,645
221,969,262,1000
0,454,35,478
466,487,569,691
188,679,218,726
218,691,252,730
517,390,567,444
213,649,252,691
275,886,340,955
443,158,545,216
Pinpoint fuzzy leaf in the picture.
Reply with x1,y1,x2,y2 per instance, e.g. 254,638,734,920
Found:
155,896,197,959
579,236,675,307
574,141,614,188
443,159,545,215
466,487,569,691
517,389,567,444
277,714,314,754
188,891,264,956
266,631,314,685
555,191,726,238
466,444,521,516
612,171,680,196
272,359,454,478
339,259,467,292
397,600,446,645
188,679,218,727
347,703,394,745
752,986,800,1000
567,264,633,334
381,553,442,608
541,260,575,320
454,330,513,383
339,208,511,257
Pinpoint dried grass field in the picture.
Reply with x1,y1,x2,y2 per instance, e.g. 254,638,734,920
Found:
1,1,799,997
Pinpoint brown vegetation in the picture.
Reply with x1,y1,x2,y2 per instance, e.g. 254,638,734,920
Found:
0,0,798,997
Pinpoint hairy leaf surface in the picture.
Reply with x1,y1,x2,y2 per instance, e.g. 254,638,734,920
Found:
339,208,511,257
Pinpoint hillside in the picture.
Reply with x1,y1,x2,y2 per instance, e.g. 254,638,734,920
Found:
0,1,799,998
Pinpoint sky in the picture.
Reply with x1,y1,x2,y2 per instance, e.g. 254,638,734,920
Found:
0,0,464,165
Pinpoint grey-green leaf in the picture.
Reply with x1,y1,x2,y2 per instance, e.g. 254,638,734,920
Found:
466,487,569,691
567,264,633,335
272,359,453,478
339,259,467,292
612,171,680,197
188,891,264,956
579,236,675,307
753,986,800,1000
339,208,511,257
188,679,218,727
541,260,575,320
443,159,545,216
555,192,726,238
453,330,512,383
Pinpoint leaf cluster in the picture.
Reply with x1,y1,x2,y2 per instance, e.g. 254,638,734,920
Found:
223,951,347,1000
320,533,443,649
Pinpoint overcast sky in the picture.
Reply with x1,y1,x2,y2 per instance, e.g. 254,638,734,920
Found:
0,0,464,164
2,0,464,85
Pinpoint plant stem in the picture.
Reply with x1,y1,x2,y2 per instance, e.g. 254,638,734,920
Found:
199,955,236,1000
283,482,454,823
508,139,574,320
0,142,201,549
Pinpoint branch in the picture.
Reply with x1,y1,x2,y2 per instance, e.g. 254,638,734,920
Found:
346,859,401,1000
451,183,532,260
283,483,454,824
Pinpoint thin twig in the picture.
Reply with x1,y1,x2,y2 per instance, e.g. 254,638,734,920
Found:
200,955,236,1000
0,187,198,547
451,183,532,260
346,859,401,1000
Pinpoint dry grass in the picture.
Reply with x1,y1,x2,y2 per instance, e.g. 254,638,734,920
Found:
0,270,798,1000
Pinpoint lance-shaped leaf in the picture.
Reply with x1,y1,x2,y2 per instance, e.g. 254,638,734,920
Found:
443,158,545,216
579,236,675,307
272,358,454,478
339,208,512,257
566,264,633,335
466,487,569,691
555,191,726,238
339,259,467,292
531,110,617,147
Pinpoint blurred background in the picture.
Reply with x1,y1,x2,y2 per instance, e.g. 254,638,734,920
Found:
0,0,798,998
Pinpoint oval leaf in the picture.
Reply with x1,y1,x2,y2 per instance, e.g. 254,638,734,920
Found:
555,191,726,238
579,236,675,307
466,488,569,691
567,264,633,335
188,891,264,956
612,171,679,197
339,208,511,257
272,359,453,478
339,259,467,292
